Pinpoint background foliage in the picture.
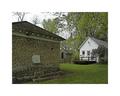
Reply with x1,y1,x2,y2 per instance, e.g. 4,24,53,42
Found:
42,12,108,61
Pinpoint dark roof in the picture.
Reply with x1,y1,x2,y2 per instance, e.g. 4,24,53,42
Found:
12,21,65,41
79,36,108,49
90,37,108,48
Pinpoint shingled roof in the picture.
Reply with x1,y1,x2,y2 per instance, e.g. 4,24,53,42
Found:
79,36,108,49
90,37,108,48
12,21,65,41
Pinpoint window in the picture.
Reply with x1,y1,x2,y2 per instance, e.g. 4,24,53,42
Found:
87,51,90,56
82,51,85,55
61,52,64,59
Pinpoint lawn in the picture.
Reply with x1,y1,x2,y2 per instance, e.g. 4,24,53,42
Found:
39,63,108,84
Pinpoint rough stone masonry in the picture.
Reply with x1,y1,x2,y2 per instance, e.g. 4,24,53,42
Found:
12,21,65,83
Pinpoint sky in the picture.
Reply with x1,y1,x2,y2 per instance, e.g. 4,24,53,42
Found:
12,12,70,39
12,12,56,27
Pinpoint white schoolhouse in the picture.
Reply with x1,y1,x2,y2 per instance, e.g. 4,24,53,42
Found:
79,37,108,63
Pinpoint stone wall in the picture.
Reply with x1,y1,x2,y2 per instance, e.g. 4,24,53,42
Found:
12,35,61,82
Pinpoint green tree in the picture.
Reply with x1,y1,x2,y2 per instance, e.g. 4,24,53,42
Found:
91,46,108,63
65,12,108,60
66,12,108,41
42,19,58,33
42,12,108,61
42,12,67,34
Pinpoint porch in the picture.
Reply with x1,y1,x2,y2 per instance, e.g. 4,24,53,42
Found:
80,56,97,61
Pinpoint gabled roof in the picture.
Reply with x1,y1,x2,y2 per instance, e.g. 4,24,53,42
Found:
79,37,108,49
12,21,65,41
90,37,108,48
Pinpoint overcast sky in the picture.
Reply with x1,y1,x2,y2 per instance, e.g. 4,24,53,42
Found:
12,12,70,39
12,12,56,27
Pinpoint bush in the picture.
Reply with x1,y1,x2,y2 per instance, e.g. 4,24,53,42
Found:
99,57,108,64
72,51,79,61
92,46,108,63
73,60,96,64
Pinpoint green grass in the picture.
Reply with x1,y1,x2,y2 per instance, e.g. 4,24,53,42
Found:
39,63,108,84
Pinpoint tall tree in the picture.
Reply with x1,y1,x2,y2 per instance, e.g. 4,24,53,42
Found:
42,12,108,60
63,12,108,60
66,12,108,41
32,15,40,25
42,19,58,33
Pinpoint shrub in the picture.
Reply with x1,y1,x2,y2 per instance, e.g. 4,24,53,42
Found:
71,51,79,61
91,46,108,63
73,60,96,64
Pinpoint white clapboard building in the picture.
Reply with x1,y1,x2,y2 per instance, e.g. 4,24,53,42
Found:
79,37,108,63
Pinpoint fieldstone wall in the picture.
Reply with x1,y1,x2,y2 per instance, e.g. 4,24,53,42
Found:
12,35,61,83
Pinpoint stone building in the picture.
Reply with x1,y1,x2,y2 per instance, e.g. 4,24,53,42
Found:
12,21,65,83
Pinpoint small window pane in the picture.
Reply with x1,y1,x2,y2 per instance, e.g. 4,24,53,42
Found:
87,51,90,55
82,51,85,55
